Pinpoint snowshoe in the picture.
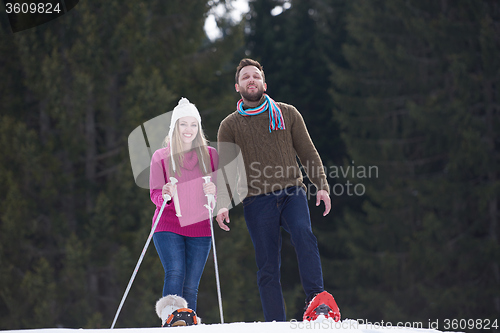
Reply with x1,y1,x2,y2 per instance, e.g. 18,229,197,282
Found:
163,308,198,327
156,295,199,327
303,291,341,322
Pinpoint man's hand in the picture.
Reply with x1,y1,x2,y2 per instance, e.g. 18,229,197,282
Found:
216,208,230,231
316,190,331,216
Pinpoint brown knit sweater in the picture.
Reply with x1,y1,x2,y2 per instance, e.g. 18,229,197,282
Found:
216,97,330,210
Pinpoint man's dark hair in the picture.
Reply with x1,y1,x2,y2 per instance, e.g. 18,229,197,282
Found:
235,58,265,84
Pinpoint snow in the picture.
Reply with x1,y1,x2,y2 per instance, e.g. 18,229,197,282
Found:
2,319,456,333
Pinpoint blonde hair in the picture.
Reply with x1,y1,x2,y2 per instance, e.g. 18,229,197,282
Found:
163,119,211,178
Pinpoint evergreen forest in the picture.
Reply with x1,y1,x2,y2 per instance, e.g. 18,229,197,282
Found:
0,0,498,330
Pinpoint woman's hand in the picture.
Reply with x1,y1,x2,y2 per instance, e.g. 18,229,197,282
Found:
162,183,176,200
203,181,216,196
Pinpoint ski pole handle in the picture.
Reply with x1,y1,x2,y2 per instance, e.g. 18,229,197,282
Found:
161,185,171,202
202,176,215,211
202,176,211,193
169,177,181,217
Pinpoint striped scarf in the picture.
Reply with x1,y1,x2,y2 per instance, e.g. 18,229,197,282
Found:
237,94,285,132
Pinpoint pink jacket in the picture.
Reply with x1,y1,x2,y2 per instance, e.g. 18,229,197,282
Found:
149,146,218,237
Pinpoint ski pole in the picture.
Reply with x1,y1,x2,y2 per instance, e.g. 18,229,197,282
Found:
203,176,224,324
111,193,170,329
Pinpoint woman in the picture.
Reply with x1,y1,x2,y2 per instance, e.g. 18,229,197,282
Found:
149,97,218,324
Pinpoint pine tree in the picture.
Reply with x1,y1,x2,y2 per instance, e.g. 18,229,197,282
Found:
331,0,500,323
0,0,245,328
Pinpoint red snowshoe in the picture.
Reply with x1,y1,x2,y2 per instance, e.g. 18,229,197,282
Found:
303,291,341,322
163,308,198,327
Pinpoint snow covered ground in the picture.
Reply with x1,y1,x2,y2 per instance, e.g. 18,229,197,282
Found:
3,319,456,333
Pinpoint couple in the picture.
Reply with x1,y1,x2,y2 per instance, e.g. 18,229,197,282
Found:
150,58,336,326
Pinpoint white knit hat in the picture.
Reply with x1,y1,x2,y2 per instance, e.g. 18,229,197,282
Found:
168,97,206,173
168,97,202,141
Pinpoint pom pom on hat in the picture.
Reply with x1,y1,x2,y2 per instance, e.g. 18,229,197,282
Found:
175,97,200,120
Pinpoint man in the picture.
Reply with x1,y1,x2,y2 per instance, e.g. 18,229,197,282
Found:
216,58,335,322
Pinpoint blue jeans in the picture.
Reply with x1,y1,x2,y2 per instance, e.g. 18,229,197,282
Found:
153,232,211,312
243,186,324,321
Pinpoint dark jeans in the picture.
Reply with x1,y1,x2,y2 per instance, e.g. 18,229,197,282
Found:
243,186,324,321
153,231,211,312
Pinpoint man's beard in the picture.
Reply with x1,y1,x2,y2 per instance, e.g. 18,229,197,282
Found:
240,86,264,102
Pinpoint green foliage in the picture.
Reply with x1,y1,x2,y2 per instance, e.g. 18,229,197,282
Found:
1,0,498,329
331,0,500,324
0,0,244,328
244,0,499,325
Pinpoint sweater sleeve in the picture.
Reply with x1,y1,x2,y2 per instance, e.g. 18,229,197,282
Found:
290,107,330,194
216,117,237,211
208,146,219,201
149,149,173,207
